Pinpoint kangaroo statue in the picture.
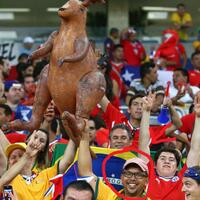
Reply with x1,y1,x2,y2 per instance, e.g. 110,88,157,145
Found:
3,0,106,145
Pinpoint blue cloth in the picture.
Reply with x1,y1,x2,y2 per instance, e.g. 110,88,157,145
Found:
121,65,141,87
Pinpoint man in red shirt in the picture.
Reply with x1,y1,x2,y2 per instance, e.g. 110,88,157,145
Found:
139,93,200,200
188,51,200,87
109,44,127,104
120,28,146,67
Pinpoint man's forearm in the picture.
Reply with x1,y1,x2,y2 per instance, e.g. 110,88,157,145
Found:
169,105,182,128
0,153,29,191
78,135,93,176
139,110,151,157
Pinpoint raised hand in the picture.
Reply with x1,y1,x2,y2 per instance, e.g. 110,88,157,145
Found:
142,92,155,112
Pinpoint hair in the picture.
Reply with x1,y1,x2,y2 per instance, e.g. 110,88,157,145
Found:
22,74,34,83
140,62,156,80
191,51,200,60
174,68,189,83
63,180,94,200
176,3,185,8
110,123,132,140
26,128,50,169
18,53,29,62
110,28,119,35
112,44,123,52
154,147,181,167
128,93,145,108
89,115,106,129
0,56,5,66
0,104,12,116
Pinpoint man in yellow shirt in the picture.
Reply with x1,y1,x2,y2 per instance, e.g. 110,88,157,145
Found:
171,3,192,41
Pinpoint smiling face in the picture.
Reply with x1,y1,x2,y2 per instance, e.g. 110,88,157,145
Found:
110,128,131,149
156,152,178,177
121,166,148,198
28,130,48,153
182,177,200,200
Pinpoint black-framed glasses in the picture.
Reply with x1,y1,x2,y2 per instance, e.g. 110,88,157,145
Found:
122,170,148,179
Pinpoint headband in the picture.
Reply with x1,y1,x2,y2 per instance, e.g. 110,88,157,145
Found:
184,167,200,182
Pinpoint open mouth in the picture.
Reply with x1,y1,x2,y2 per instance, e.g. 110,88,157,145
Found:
59,7,66,11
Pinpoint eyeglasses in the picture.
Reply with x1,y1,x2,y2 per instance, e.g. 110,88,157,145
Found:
122,170,147,179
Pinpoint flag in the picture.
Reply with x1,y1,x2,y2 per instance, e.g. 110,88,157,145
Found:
121,65,141,87
48,145,137,199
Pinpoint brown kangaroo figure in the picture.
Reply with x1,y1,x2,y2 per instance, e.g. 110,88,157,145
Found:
3,0,106,145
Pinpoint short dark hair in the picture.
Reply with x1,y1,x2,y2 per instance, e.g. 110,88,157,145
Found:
63,180,94,200
128,93,145,108
112,44,123,52
0,104,12,116
154,147,181,167
22,74,34,83
191,51,200,60
140,62,156,80
176,3,185,9
110,123,132,140
110,28,119,35
174,68,189,83
18,53,29,61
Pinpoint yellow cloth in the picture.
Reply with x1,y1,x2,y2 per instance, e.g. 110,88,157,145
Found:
171,12,192,40
95,178,151,200
95,178,117,200
11,162,59,200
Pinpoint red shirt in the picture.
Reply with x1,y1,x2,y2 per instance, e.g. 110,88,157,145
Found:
188,70,200,87
110,61,127,98
178,112,195,141
121,39,145,67
148,165,187,200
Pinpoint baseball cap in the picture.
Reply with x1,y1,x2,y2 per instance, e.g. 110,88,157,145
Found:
5,142,27,157
23,36,34,44
4,80,21,91
128,27,136,35
123,157,148,173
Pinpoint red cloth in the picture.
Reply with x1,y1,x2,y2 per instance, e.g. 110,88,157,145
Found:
95,128,109,146
155,30,183,70
148,164,187,200
5,66,18,81
178,112,195,141
188,70,200,87
121,39,145,67
6,133,27,143
110,61,127,98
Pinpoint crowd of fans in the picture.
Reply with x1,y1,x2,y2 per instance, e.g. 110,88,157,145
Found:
0,2,200,200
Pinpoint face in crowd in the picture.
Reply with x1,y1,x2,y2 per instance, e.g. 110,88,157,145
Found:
5,85,22,105
121,163,148,198
88,119,96,145
192,53,200,70
128,97,143,120
110,127,132,149
155,151,178,178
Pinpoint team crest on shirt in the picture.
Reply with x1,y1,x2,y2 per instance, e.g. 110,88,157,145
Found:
171,176,179,182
